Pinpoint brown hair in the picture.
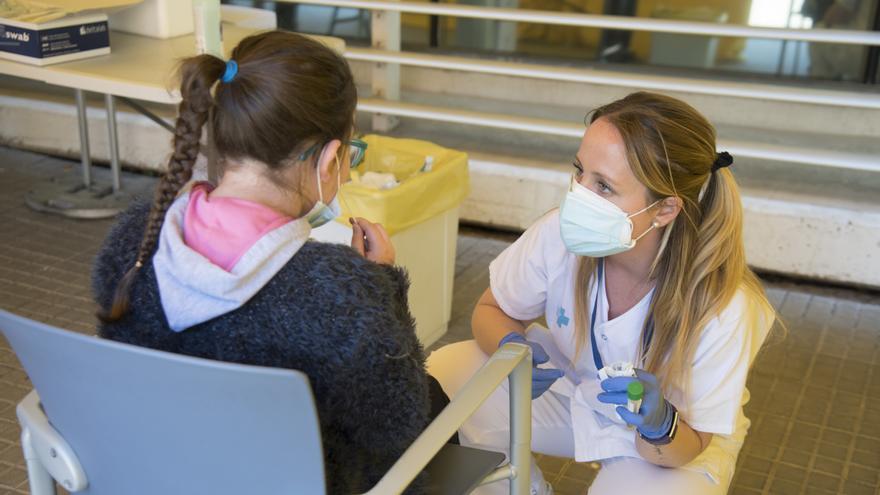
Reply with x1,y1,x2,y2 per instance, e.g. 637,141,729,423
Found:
101,31,357,322
571,92,776,396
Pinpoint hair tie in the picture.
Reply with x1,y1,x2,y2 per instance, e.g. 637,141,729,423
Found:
221,60,238,83
711,151,733,173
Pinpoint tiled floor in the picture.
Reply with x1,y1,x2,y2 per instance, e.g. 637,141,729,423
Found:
0,147,878,494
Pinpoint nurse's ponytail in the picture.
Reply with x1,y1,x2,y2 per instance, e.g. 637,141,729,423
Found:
573,92,777,396
100,31,357,323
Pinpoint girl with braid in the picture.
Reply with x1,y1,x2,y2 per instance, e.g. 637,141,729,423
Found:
92,31,438,494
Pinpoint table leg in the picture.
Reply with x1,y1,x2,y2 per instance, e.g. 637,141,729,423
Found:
25,92,145,219
105,93,121,193
74,89,91,187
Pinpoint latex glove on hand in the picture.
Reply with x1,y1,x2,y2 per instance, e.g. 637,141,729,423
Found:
597,369,675,440
498,332,564,400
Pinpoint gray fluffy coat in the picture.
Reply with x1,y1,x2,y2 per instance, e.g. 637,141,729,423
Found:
92,201,430,494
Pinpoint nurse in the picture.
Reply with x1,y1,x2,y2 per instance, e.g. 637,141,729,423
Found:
428,92,776,495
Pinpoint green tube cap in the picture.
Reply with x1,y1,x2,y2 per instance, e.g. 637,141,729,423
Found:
627,381,644,401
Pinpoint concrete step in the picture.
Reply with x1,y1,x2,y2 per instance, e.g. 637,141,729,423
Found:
348,59,880,140
1,77,878,288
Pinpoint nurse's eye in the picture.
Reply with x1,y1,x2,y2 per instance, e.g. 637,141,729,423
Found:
597,181,613,195
571,160,584,178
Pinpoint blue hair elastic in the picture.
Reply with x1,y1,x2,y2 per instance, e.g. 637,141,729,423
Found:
221,60,238,83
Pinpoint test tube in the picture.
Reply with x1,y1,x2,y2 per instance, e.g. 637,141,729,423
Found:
627,381,644,414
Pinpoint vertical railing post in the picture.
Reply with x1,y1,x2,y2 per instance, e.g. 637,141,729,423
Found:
508,346,532,495
370,1,401,132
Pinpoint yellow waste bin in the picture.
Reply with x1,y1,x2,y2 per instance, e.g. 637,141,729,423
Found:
311,135,470,347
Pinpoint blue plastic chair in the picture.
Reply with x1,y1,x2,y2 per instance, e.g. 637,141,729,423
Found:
0,309,533,494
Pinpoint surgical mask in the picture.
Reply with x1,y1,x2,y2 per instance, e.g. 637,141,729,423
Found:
559,175,660,257
305,159,342,228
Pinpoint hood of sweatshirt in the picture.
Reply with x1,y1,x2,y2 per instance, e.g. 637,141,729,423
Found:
152,192,312,331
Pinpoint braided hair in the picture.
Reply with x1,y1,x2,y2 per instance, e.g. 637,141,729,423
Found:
100,31,357,322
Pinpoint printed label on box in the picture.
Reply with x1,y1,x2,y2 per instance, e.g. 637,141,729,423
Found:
0,20,109,59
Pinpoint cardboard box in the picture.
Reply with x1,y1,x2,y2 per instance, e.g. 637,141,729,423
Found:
0,13,110,65
109,0,194,39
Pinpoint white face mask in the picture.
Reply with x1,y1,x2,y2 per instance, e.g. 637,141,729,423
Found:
559,175,660,257
305,159,342,228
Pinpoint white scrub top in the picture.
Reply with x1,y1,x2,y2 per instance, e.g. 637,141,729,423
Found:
488,209,773,484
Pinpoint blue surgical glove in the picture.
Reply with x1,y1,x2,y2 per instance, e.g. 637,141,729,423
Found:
498,332,564,400
596,369,674,439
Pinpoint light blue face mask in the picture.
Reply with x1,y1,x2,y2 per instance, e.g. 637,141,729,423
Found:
305,159,342,228
559,176,660,257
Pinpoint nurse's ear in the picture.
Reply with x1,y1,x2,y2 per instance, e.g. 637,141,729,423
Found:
652,196,682,228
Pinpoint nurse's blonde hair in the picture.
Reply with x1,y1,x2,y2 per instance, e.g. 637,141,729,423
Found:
572,92,777,396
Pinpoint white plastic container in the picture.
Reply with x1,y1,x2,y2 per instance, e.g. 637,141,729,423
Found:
109,0,194,39
310,208,460,348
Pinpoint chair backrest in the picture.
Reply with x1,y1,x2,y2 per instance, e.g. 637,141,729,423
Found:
0,310,325,495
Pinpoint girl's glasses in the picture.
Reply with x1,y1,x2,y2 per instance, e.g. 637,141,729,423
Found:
299,139,368,169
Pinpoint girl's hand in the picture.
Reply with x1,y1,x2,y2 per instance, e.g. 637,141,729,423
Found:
597,369,674,439
350,217,396,265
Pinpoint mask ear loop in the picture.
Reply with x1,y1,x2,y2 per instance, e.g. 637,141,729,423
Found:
649,217,674,276
315,144,346,208
633,219,660,242
315,161,325,206
334,154,354,217
625,198,663,245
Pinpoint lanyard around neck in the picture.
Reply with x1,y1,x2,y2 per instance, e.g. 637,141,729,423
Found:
589,259,655,371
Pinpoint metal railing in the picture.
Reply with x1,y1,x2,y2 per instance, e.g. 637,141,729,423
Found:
347,48,880,110
365,343,533,494
282,0,880,173
358,98,880,172
288,0,880,45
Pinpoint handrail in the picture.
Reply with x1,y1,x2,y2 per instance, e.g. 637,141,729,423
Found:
358,98,880,173
283,0,880,174
347,48,880,110
364,343,532,495
283,0,880,45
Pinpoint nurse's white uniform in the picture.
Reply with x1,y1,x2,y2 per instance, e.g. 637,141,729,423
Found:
428,210,773,495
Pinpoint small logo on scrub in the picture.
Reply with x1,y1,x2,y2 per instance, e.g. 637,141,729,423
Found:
79,24,107,36
3,30,30,42
556,307,570,327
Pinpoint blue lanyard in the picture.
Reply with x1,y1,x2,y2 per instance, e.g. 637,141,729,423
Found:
589,259,655,371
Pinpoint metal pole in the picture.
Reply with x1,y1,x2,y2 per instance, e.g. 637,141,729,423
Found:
508,347,532,495
74,89,91,188
118,97,175,133
429,0,439,47
105,94,121,193
864,1,880,83
370,0,401,132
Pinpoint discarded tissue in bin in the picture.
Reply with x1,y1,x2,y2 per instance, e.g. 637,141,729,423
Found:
339,134,469,235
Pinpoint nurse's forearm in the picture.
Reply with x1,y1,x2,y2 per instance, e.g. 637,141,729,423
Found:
472,288,527,356
635,420,712,468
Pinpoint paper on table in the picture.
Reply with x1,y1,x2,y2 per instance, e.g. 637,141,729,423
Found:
0,0,141,23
